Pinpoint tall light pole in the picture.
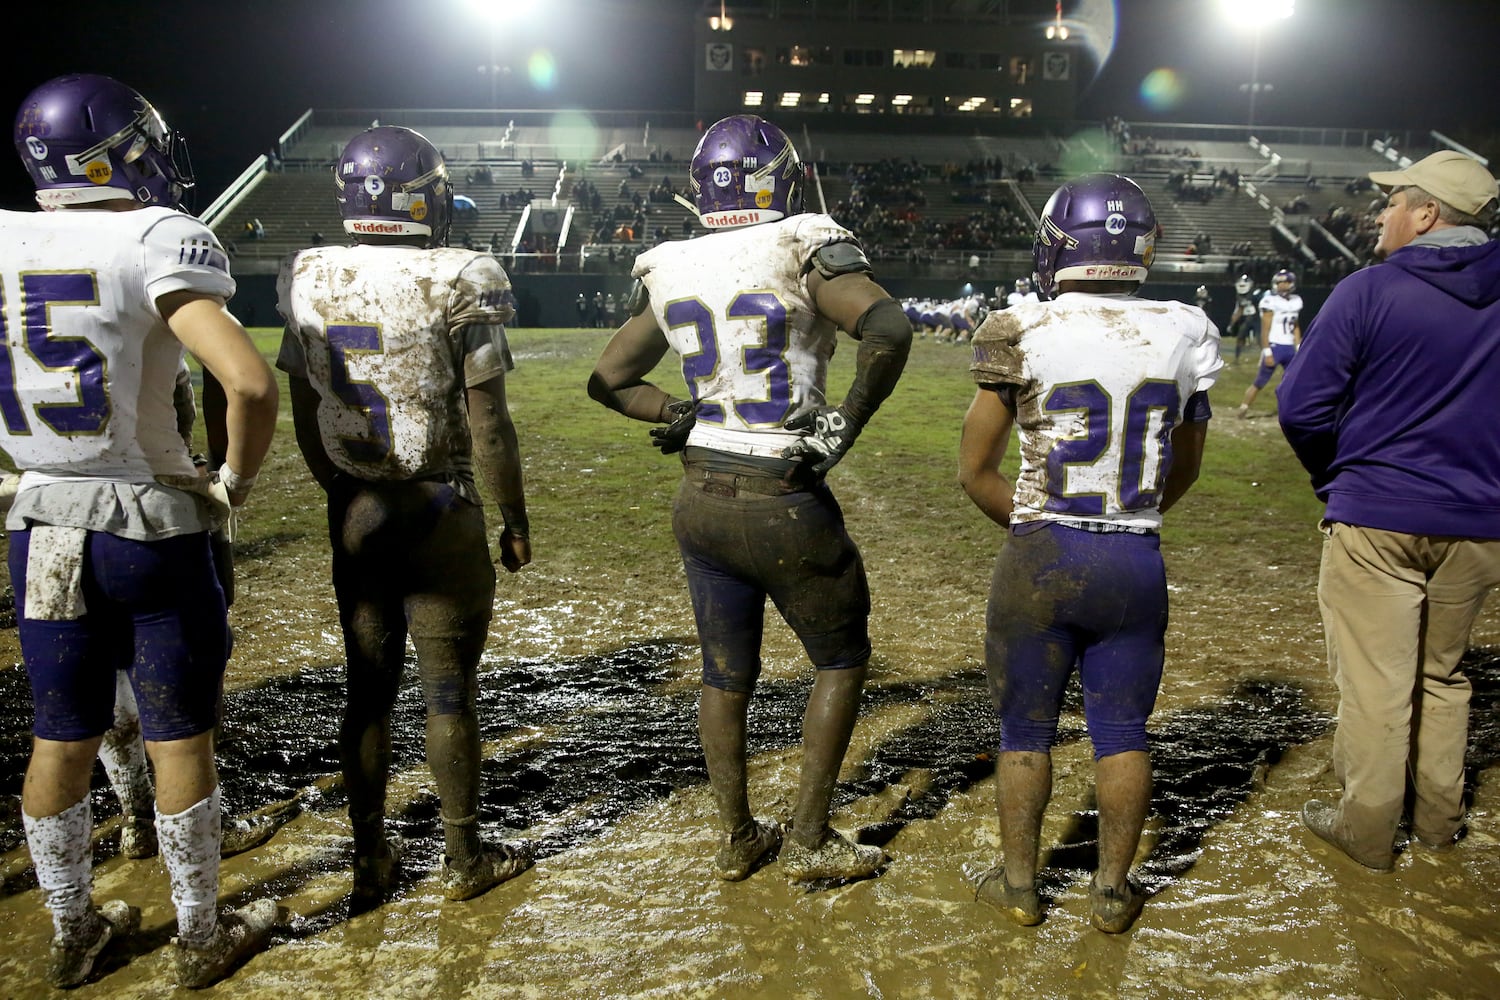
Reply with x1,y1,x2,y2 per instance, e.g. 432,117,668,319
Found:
465,0,535,109
1219,0,1294,132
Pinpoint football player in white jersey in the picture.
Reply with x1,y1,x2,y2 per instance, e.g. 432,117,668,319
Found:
1006,276,1040,308
959,173,1220,933
2,75,279,988
276,125,532,914
588,115,912,883
1238,268,1303,417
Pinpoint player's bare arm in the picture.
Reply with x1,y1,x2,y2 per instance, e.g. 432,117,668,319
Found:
1158,418,1207,514
958,386,1015,527
287,376,344,493
468,374,532,573
587,308,681,422
1259,309,1274,361
160,290,278,505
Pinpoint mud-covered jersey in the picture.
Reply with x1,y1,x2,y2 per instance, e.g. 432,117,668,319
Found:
276,244,513,487
632,213,859,459
970,292,1222,531
0,206,233,480
1258,290,1302,345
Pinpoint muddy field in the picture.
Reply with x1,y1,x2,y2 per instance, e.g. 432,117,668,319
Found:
0,334,1497,999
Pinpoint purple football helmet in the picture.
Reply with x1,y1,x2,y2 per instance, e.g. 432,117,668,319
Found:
336,126,452,247
13,74,192,209
1032,172,1156,298
689,115,804,228
1273,267,1296,291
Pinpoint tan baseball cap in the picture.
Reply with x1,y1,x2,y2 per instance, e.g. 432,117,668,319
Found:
1369,150,1499,216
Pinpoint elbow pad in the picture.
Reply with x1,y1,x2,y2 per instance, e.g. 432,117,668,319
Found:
842,298,913,425
804,239,873,280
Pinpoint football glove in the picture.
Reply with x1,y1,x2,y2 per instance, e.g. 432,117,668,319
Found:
781,405,863,475
649,399,697,454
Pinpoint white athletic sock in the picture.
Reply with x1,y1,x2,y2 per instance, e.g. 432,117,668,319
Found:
156,787,222,944
98,673,155,819
22,797,94,937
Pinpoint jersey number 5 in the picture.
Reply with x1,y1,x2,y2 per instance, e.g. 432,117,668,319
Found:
0,272,111,436
326,324,393,462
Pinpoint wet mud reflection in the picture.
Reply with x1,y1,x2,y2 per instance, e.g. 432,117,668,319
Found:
4,646,1499,927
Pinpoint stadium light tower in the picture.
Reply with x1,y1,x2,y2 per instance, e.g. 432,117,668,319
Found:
1219,0,1294,130
465,0,536,107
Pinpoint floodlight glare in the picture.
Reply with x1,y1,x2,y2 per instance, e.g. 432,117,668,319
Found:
464,0,536,25
1218,0,1294,29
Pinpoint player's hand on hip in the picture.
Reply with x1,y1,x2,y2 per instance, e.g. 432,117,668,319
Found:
648,399,697,455
498,528,531,573
781,404,862,475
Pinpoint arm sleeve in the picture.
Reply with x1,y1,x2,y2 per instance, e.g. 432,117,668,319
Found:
141,211,236,308
452,255,517,385
842,297,912,425
968,312,1027,389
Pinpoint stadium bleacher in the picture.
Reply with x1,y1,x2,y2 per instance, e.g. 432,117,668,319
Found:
206,111,1463,324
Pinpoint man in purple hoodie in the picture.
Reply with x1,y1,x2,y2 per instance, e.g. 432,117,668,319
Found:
1277,150,1500,872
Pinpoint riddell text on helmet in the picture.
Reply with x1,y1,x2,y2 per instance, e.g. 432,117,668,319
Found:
1083,264,1140,279
350,220,413,235
702,209,765,226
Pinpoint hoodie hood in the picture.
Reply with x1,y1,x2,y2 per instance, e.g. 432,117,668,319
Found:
1385,233,1500,308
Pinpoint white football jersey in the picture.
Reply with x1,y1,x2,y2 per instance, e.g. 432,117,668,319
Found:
276,244,513,485
970,293,1222,531
632,214,856,459
1007,290,1040,309
0,206,233,479
1258,291,1302,345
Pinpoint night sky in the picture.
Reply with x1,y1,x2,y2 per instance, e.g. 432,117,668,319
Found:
3,0,1496,210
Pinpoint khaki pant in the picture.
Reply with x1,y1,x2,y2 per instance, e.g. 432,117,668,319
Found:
1317,523,1500,863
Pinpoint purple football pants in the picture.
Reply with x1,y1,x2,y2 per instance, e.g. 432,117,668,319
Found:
985,521,1167,758
10,528,229,742
673,476,871,693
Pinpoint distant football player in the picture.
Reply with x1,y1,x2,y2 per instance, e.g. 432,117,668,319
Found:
588,114,912,883
1230,273,1260,364
276,125,533,913
959,173,1221,932
1006,276,1040,309
1238,268,1302,417
3,74,280,988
